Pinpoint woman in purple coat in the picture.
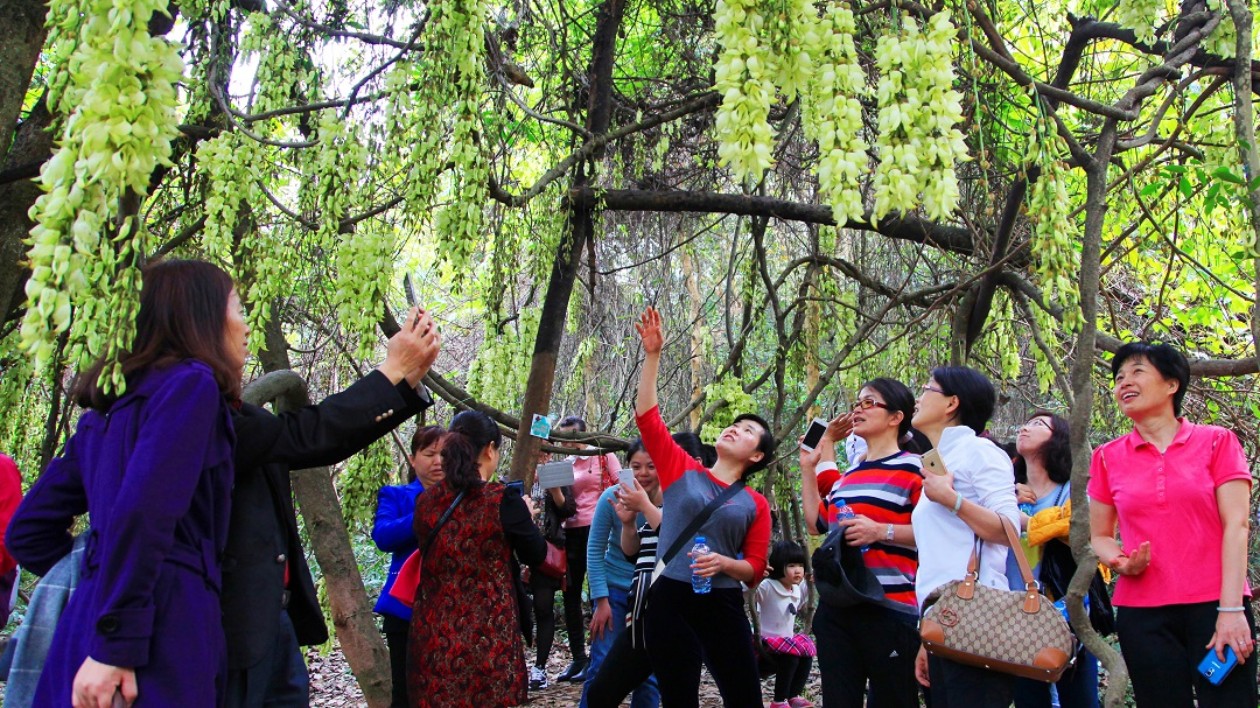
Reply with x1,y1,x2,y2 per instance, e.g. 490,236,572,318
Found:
8,260,247,707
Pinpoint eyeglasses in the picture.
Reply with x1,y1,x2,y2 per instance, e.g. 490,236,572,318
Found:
1022,418,1052,430
921,384,947,395
851,399,890,411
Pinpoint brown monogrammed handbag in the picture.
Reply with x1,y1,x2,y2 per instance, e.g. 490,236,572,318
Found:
920,515,1076,682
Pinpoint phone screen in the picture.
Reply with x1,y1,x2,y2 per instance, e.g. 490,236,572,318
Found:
800,418,828,451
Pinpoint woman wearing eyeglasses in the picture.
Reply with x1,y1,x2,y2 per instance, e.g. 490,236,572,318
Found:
800,378,924,708
909,367,1020,707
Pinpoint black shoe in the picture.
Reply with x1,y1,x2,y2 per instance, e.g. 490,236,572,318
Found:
558,658,587,682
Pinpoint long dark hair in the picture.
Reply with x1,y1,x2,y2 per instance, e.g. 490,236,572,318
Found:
1013,411,1072,485
73,259,240,410
442,411,501,493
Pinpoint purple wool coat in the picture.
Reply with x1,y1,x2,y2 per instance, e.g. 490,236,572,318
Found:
8,360,236,707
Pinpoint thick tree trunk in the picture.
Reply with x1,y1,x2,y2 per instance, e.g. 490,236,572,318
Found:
1,97,53,325
683,245,704,431
247,316,391,707
508,0,627,484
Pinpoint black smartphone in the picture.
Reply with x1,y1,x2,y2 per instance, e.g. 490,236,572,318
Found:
800,417,829,451
505,479,525,495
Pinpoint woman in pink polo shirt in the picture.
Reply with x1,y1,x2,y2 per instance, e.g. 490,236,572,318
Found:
1089,342,1255,707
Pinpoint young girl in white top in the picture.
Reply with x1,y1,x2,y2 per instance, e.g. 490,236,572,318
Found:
756,540,817,708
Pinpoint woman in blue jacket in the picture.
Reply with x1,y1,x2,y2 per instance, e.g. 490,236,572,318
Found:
8,259,246,707
373,425,445,708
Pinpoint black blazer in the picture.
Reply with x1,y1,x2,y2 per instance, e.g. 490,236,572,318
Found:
223,370,431,670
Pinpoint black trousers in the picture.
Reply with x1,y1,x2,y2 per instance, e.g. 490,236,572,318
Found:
382,614,409,708
586,628,655,708
643,577,762,708
1116,601,1258,708
564,525,591,662
926,654,1014,708
530,569,564,667
814,602,921,708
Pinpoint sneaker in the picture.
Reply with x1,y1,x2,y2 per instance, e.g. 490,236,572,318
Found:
769,702,790,708
788,699,815,708
529,665,549,690
558,658,588,682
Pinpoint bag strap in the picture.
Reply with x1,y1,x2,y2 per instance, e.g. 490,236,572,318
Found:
959,514,1043,612
420,490,467,562
659,480,746,567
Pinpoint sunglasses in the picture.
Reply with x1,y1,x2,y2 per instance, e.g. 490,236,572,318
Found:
851,399,890,411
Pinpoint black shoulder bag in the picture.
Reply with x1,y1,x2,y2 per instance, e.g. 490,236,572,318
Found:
650,480,746,585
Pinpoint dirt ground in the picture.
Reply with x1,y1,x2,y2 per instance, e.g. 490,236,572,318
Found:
308,640,824,707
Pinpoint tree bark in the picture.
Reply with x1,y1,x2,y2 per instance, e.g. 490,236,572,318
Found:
508,0,628,484
246,317,392,707
683,245,704,431
1,97,53,325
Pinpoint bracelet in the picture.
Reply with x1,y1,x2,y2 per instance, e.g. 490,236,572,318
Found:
886,523,895,542
950,493,964,515
1218,606,1247,613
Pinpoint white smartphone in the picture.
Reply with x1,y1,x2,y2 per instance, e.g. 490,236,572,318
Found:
799,417,829,452
617,467,636,489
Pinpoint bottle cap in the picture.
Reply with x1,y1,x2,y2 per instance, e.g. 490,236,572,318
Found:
695,535,706,544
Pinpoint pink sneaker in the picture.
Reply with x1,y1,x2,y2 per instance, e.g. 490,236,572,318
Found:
768,702,790,708
788,699,815,708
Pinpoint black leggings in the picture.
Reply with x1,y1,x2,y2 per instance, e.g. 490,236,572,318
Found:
530,569,563,667
586,628,654,708
813,601,921,708
643,577,761,708
382,615,409,708
1116,601,1258,708
768,651,812,702
564,525,591,662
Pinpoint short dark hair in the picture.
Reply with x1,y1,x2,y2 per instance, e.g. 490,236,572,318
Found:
556,416,587,432
930,366,996,433
1110,341,1190,416
442,411,501,493
861,377,916,444
767,539,807,580
670,431,705,466
73,259,241,410
1013,412,1072,485
410,425,446,455
733,413,776,475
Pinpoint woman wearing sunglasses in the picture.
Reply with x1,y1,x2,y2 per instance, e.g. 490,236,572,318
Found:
910,366,1020,707
800,378,925,708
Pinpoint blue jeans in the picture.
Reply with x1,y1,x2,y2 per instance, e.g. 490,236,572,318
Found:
580,586,659,708
224,611,310,708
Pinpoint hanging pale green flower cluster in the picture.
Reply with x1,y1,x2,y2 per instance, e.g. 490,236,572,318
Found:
801,3,868,227
196,132,261,260
766,0,818,102
385,62,443,232
1115,0,1161,47
1201,0,1238,59
466,307,541,412
19,0,184,386
872,13,967,221
713,0,778,183
1027,158,1083,332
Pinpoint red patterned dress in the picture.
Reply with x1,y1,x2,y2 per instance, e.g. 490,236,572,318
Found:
407,482,546,707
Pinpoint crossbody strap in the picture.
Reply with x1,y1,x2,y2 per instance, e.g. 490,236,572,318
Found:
659,480,746,567
420,490,467,562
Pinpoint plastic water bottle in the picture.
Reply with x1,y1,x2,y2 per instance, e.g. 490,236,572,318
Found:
691,536,712,594
1019,502,1035,516
836,503,868,553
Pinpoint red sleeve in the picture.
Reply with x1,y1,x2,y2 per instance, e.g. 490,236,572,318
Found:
741,490,772,579
0,454,24,577
816,468,839,496
634,406,703,490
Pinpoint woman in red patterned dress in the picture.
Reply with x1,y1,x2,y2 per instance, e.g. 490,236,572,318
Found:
407,411,547,707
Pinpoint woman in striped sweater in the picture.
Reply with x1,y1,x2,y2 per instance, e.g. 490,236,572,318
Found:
800,377,924,708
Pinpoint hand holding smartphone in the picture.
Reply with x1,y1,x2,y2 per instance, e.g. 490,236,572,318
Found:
799,417,829,452
921,449,948,476
617,467,636,489
1198,646,1238,685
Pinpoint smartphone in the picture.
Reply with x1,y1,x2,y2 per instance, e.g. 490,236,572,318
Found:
617,467,636,489
800,418,829,452
1198,646,1238,685
505,479,525,496
921,449,948,476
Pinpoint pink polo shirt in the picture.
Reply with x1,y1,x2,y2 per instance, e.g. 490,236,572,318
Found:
564,451,621,528
1088,420,1252,607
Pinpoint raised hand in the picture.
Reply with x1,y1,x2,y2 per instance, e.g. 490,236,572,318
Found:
635,307,663,355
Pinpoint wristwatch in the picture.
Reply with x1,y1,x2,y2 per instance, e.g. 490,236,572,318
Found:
885,523,894,542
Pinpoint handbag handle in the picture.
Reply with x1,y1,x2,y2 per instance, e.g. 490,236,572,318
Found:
959,513,1043,613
